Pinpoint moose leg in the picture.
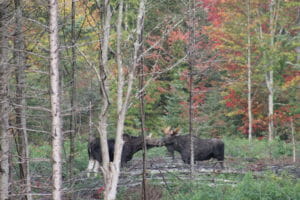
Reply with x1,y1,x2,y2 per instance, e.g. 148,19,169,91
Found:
86,159,95,177
166,145,175,161
212,159,224,170
218,160,224,169
92,160,100,176
181,153,191,164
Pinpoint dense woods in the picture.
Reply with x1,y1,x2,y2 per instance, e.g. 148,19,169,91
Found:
0,0,299,199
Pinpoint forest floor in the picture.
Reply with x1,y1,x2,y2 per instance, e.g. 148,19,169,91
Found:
75,155,300,200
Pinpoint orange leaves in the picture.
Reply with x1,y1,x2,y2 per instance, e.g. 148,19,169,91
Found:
167,30,188,45
223,89,241,108
282,72,300,90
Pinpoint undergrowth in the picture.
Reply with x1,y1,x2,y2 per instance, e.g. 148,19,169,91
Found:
162,172,300,200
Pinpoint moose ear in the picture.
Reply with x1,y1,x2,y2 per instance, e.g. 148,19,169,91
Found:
172,127,180,135
163,126,171,135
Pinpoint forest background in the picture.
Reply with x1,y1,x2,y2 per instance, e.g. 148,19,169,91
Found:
0,0,299,199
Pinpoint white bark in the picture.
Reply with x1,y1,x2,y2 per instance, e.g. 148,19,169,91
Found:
98,0,111,170
266,0,279,142
266,71,274,141
96,0,113,199
108,2,125,197
95,0,146,199
0,2,11,199
117,0,124,114
107,1,146,198
188,0,195,175
291,119,296,163
49,0,63,199
247,0,253,142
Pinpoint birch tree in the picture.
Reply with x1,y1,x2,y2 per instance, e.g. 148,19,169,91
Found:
265,0,278,141
188,0,195,176
0,1,11,199
247,0,253,142
49,0,63,199
96,0,112,197
95,0,146,199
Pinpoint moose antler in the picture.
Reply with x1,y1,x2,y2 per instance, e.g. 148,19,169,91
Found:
163,126,172,135
172,127,180,135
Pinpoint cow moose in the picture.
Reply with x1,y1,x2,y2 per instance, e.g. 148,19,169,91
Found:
162,127,225,168
87,134,158,176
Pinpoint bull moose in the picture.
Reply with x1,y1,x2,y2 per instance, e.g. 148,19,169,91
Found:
87,134,157,176
162,127,225,168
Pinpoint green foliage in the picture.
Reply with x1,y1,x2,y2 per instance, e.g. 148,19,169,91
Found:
63,139,89,172
29,143,52,176
134,146,168,158
162,172,300,200
228,172,300,200
29,139,89,176
224,137,293,159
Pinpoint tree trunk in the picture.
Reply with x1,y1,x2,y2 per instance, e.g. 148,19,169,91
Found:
247,0,253,142
68,0,77,181
96,0,112,198
88,101,93,142
107,0,146,197
49,0,63,199
266,72,274,142
188,0,195,176
117,0,124,115
95,0,146,199
291,119,296,163
135,2,148,197
0,2,11,199
266,0,278,142
13,0,32,199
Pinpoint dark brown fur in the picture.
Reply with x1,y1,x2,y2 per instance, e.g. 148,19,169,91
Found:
163,127,224,168
88,134,156,166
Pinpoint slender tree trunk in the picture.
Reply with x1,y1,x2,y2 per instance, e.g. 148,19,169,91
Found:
116,0,124,115
13,0,32,199
296,8,300,61
139,57,147,200
136,6,147,198
96,0,146,199
49,0,63,199
88,101,93,142
266,0,278,142
139,74,147,200
113,1,146,198
266,72,274,142
0,2,11,199
188,0,195,176
96,0,112,199
291,119,296,163
68,0,77,181
247,0,253,142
